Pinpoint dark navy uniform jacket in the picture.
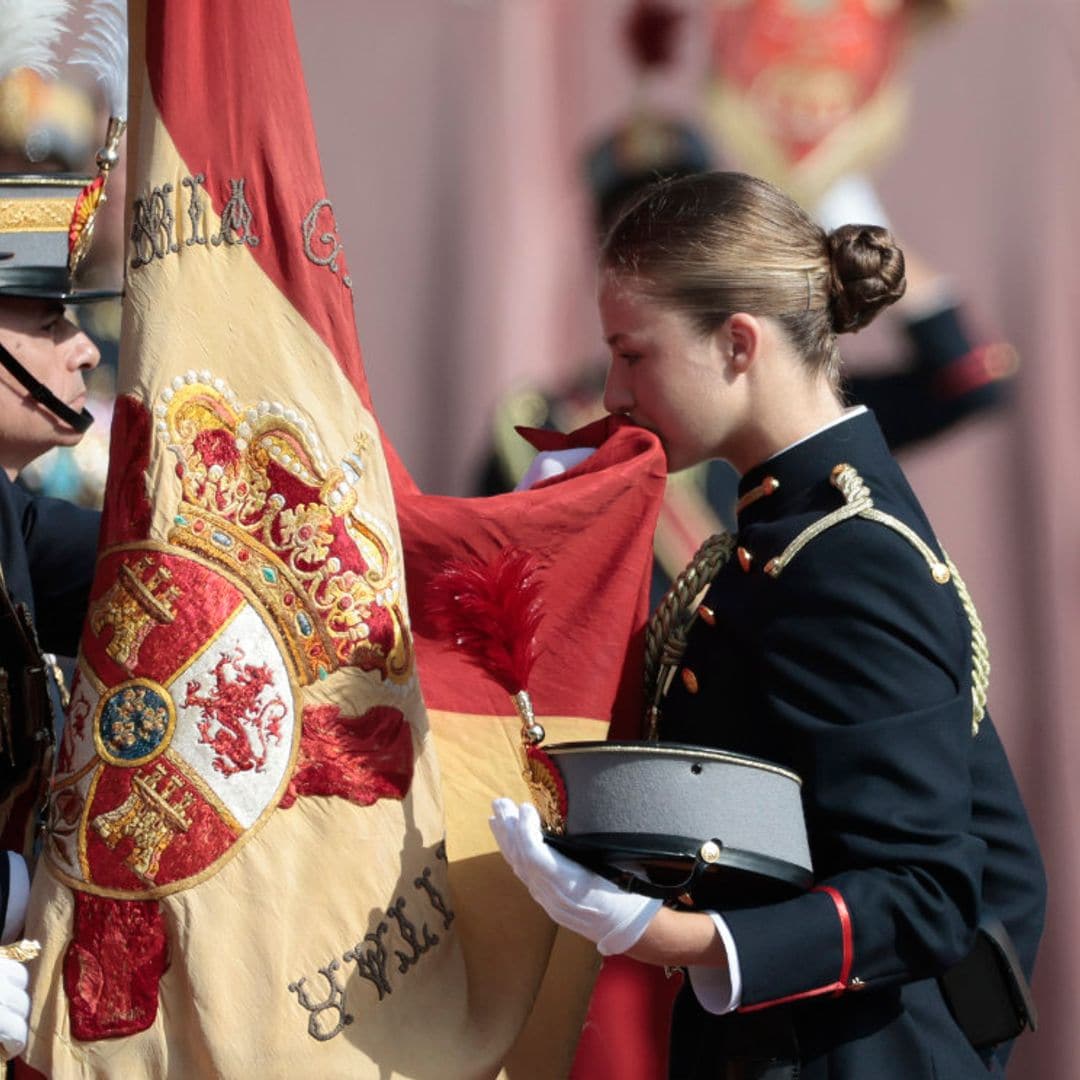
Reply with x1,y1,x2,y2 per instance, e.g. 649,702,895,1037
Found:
0,470,99,926
661,410,1045,1079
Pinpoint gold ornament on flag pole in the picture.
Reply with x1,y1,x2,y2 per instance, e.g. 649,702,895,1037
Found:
68,0,127,277
0,938,41,964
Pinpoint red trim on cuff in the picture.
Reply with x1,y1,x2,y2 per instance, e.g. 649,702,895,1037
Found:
932,343,1018,400
736,884,854,1014
814,885,854,989
738,980,846,1013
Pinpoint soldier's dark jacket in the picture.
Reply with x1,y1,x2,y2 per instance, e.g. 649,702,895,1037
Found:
0,471,99,925
661,410,1045,1079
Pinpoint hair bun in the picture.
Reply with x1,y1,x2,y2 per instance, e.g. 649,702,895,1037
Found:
826,224,906,334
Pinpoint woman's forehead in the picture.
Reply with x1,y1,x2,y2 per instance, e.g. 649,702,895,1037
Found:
599,278,678,332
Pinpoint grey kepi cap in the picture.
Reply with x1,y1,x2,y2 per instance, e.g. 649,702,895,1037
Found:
0,172,120,303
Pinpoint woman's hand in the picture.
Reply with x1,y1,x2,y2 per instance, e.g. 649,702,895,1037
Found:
489,798,662,955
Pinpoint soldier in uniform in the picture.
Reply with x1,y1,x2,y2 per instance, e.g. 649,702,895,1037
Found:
491,172,1045,1078
0,170,110,1060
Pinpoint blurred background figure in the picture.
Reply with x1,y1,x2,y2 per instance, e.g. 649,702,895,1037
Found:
705,0,964,209
0,68,95,174
0,57,121,510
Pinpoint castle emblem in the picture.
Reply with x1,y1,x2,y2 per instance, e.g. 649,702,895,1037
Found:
89,557,180,672
92,762,194,883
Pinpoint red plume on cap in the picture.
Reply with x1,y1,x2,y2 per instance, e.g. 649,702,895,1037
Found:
427,547,545,698
625,1,685,71
428,547,567,831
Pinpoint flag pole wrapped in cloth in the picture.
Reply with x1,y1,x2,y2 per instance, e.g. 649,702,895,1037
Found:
20,2,668,1077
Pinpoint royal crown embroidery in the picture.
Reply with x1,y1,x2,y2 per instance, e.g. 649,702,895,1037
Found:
48,378,421,1042
158,373,411,687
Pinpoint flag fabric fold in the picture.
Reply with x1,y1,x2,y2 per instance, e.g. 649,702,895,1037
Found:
21,3,669,1077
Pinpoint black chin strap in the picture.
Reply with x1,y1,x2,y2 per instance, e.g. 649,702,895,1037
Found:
0,340,94,434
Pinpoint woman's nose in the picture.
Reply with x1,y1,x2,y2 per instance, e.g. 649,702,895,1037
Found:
602,366,632,415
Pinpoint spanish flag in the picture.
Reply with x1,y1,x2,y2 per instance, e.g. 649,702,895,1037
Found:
21,3,666,1077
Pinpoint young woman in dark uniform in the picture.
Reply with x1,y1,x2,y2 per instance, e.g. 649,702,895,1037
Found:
491,172,1045,1078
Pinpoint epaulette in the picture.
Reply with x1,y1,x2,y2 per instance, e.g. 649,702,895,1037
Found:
763,464,952,584
762,464,988,735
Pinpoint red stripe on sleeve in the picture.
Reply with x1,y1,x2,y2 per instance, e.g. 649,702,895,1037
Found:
737,885,855,1014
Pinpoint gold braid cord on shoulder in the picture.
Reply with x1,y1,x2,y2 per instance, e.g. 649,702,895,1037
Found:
644,531,735,738
764,465,952,585
762,463,987,734
943,552,990,735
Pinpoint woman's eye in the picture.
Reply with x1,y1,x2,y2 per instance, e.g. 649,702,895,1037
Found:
619,352,642,366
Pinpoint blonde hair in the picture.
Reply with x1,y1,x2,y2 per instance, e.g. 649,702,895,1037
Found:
600,172,906,383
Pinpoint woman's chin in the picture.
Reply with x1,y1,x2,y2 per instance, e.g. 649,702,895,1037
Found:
664,447,708,475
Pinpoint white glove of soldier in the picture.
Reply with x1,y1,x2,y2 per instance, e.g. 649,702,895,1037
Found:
514,448,596,491
489,798,662,955
0,958,29,1060
0,852,33,1061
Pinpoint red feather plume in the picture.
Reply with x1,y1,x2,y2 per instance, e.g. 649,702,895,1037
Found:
426,547,545,696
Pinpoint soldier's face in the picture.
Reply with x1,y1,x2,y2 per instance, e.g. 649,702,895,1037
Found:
0,297,100,477
599,275,744,473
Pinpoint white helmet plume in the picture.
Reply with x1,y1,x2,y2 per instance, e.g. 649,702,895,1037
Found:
0,0,74,83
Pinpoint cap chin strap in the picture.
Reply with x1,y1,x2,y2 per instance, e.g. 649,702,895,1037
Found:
0,340,94,434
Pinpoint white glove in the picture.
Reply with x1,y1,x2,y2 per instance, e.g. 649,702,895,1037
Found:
0,957,29,1061
514,448,596,491
489,799,662,955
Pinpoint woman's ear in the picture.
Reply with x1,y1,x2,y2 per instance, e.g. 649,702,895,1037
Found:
724,313,762,375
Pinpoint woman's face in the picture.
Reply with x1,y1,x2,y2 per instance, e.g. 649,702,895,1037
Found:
0,297,100,476
599,275,740,473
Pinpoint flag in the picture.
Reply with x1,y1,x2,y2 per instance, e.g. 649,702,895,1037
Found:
21,3,667,1077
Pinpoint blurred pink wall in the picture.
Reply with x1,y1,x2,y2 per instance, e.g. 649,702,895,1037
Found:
296,2,1078,1075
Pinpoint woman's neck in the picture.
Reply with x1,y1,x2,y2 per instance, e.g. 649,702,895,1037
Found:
727,374,844,477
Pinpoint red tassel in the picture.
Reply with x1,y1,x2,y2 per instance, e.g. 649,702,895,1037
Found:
427,547,544,696
279,703,414,809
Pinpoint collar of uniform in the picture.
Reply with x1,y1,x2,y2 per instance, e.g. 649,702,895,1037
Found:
736,409,891,528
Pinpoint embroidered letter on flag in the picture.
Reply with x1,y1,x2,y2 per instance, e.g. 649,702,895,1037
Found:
21,3,668,1078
